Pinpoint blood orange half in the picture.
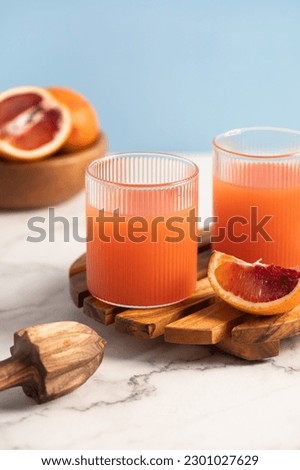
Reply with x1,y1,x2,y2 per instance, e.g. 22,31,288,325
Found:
47,87,99,152
0,86,72,161
208,251,300,315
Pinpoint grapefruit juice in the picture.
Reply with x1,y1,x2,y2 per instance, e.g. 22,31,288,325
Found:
213,174,300,267
212,127,300,268
86,204,197,307
86,153,199,307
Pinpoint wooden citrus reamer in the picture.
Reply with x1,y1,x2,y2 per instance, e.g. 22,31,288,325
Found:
0,321,106,403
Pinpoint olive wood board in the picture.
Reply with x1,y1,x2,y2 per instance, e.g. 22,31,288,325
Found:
69,231,300,361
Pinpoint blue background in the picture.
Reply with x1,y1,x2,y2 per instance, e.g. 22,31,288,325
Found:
1,0,300,151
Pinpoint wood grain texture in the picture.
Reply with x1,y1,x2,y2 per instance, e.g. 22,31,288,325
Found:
164,301,247,345
232,306,300,344
83,295,124,325
0,134,107,209
69,271,90,308
69,234,300,361
115,277,215,339
0,321,106,403
217,338,280,360
69,253,86,277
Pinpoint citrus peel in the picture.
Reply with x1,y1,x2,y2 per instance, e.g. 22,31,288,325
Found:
208,251,300,315
47,87,99,152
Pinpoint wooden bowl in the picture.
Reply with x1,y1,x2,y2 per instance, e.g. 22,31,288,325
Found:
0,132,107,209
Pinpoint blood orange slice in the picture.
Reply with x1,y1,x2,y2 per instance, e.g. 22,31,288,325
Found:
208,251,300,315
0,86,72,161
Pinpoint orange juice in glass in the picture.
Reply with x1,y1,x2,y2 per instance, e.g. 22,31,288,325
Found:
86,153,199,307
212,127,300,267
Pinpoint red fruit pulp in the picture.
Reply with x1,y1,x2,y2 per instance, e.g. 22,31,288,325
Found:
0,93,63,150
215,262,300,302
0,93,42,127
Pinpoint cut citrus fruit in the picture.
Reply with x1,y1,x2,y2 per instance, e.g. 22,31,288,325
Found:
208,251,300,315
47,87,99,152
0,86,72,161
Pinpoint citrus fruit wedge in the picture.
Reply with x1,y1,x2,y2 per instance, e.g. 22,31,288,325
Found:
47,87,99,152
208,251,300,315
0,86,72,161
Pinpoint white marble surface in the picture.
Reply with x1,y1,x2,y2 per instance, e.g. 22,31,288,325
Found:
1,153,300,450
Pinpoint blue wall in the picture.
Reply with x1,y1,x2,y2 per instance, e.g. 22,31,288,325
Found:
1,0,300,151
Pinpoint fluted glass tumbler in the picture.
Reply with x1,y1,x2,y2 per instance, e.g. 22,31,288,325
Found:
212,127,300,267
86,153,199,307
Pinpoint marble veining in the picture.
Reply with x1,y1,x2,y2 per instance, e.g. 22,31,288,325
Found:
1,154,300,450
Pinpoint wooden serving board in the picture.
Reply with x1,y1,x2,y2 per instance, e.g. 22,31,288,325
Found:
69,230,300,361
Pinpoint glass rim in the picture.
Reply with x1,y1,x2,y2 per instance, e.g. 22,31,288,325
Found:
86,151,199,189
212,126,300,159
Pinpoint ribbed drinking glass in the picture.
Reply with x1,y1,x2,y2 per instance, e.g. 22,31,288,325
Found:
212,127,300,267
86,152,199,307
